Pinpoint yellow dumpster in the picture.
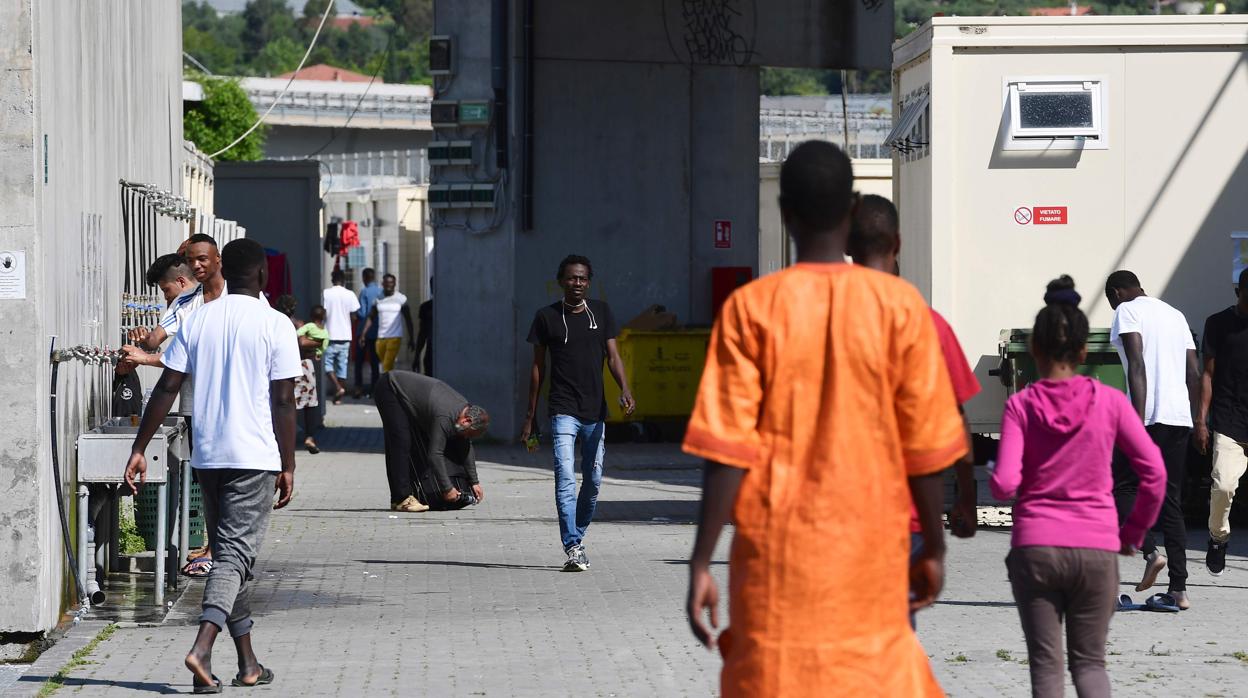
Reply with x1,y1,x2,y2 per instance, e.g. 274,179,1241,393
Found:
603,329,711,422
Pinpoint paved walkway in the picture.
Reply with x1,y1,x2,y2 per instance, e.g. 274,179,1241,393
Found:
15,401,1248,696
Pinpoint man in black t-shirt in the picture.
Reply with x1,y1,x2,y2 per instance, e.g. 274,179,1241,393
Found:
523,254,635,571
1200,267,1248,575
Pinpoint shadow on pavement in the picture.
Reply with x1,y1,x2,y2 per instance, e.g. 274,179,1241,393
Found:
355,559,559,572
935,600,1016,608
314,426,384,454
14,677,178,694
476,443,704,489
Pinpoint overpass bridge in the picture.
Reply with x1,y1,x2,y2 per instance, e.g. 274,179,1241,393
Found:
232,78,893,158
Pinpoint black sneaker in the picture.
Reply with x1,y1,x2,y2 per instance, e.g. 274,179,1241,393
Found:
1208,539,1228,576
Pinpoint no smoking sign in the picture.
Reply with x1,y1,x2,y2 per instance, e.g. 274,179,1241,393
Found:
1014,206,1067,226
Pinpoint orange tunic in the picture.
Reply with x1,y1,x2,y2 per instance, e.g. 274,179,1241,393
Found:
683,263,967,698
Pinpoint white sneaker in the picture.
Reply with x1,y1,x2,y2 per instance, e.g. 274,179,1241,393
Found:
562,544,589,572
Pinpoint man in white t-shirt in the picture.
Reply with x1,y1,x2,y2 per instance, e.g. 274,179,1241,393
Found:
1107,270,1201,609
321,269,360,403
125,238,302,691
361,273,414,373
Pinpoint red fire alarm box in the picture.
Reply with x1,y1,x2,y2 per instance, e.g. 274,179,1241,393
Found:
711,266,753,318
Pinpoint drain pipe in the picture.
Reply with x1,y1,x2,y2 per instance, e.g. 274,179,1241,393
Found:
77,486,105,606
49,336,87,606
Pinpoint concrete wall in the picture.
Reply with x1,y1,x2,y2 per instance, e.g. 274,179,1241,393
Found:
214,161,324,319
433,1,764,436
0,0,183,632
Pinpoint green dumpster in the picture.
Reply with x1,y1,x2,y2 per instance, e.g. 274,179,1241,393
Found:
996,328,1126,396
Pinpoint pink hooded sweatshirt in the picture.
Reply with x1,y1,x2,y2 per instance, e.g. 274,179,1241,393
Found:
990,376,1166,552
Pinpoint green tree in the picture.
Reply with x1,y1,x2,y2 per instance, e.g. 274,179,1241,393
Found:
184,25,241,74
253,35,304,75
183,77,267,161
760,68,829,96
241,0,298,62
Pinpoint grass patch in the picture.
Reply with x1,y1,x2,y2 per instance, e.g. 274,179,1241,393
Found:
118,503,145,555
35,624,117,697
1230,651,1248,663
947,653,969,663
995,649,1012,661
1148,644,1171,657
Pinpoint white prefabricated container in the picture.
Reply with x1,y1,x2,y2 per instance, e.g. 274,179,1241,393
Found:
759,158,893,275
892,16,1248,432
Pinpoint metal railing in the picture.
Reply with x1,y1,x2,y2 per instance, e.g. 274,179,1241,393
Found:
246,88,431,127
759,107,893,162
272,149,429,189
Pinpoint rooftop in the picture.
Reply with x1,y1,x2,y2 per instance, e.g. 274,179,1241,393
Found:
278,64,381,83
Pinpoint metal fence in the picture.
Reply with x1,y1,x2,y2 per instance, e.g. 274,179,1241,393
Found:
273,149,429,189
759,108,893,161
247,87,431,127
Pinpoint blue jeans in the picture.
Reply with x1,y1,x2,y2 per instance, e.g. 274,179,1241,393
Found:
551,415,605,550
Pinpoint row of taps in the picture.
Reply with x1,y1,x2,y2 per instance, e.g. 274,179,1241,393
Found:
50,345,124,366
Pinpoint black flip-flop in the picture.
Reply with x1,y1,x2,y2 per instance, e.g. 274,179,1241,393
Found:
192,675,223,694
232,665,275,687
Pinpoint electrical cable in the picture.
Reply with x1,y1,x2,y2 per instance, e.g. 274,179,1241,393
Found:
182,52,214,76
208,0,336,159
306,29,394,159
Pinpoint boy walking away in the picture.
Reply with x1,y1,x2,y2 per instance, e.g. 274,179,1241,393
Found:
322,269,359,404
125,239,302,693
1105,270,1200,606
993,276,1165,697
849,194,981,544
1198,268,1248,576
684,141,967,697
522,255,635,572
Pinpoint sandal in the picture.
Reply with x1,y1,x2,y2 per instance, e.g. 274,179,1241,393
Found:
1144,592,1180,613
192,675,223,694
304,439,320,455
333,388,346,405
232,665,275,687
181,557,214,578
1115,594,1144,612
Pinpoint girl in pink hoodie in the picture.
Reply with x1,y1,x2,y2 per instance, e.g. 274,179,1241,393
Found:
991,276,1165,698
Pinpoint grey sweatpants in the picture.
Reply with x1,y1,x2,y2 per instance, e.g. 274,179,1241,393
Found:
1007,546,1118,698
198,468,277,638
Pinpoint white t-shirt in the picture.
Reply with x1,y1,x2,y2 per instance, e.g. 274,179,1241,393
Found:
162,294,303,470
159,285,205,413
375,292,408,338
1110,295,1196,427
322,285,361,341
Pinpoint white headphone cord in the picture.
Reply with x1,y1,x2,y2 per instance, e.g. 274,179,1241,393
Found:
562,300,597,344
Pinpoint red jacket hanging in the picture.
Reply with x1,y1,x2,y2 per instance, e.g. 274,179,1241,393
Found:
339,220,360,256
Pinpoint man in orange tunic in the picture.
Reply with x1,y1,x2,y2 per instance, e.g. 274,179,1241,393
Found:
683,141,967,697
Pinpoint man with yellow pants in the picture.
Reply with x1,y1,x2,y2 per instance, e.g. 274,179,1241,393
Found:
361,273,415,372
